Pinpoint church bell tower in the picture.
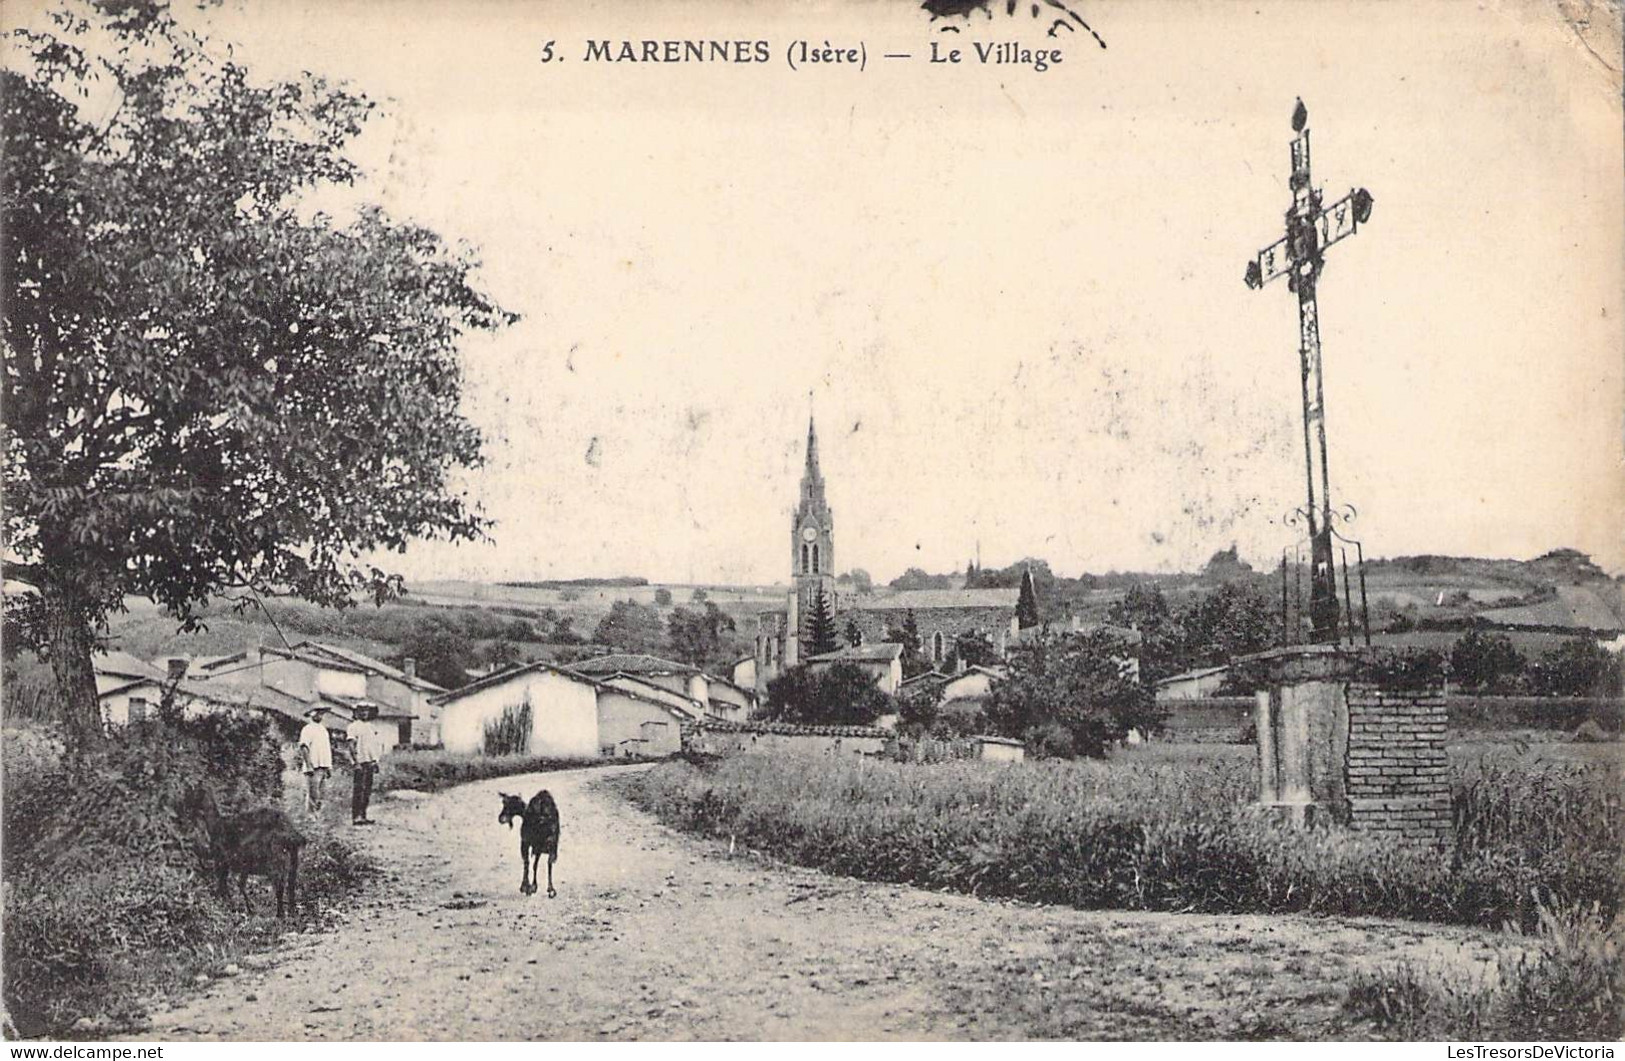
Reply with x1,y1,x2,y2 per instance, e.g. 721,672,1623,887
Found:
791,415,836,628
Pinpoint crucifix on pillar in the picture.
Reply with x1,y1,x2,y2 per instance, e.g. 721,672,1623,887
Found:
1244,99,1374,644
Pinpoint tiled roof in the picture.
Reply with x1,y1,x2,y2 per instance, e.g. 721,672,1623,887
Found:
431,660,692,718
806,643,904,663
850,589,1021,612
691,718,892,739
291,641,445,691
570,653,701,676
93,650,169,682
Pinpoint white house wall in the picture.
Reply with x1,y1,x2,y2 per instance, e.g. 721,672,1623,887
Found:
439,670,599,757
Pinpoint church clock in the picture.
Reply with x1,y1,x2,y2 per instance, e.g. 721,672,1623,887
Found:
801,525,818,542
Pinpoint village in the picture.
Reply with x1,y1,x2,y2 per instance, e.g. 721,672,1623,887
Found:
4,0,1622,1047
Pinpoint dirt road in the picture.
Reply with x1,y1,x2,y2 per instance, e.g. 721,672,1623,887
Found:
145,765,1523,1040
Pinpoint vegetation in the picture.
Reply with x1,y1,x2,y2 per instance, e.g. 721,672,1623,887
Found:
760,661,894,726
375,748,608,794
984,630,1164,757
801,588,838,657
2,714,373,1037
884,609,932,678
666,602,737,669
592,599,667,655
2,2,514,745
482,697,533,756
629,749,1622,937
1344,901,1621,1040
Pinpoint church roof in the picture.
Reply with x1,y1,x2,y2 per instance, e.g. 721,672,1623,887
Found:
806,642,904,664
851,588,1021,612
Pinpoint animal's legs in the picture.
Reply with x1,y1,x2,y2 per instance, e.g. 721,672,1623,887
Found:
546,851,556,898
519,840,533,894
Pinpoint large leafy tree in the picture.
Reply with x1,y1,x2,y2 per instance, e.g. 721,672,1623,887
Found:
2,2,515,743
665,601,737,669
984,630,1162,758
592,599,666,655
761,661,892,726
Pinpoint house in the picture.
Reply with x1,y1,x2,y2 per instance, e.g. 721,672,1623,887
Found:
432,661,690,759
971,735,1025,762
94,650,318,736
729,654,757,693
282,641,446,745
183,643,410,751
95,651,172,725
939,664,1007,706
804,642,904,696
570,652,756,722
1155,664,1231,701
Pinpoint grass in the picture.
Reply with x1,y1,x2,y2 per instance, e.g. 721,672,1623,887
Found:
375,747,615,794
622,746,1623,930
1343,901,1622,1040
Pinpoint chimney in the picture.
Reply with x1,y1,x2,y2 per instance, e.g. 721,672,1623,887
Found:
166,658,188,681
403,658,416,680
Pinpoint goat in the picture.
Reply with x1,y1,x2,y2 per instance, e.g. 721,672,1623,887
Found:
184,787,307,918
497,790,560,897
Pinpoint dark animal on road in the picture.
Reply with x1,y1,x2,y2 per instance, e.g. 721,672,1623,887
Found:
498,790,560,897
183,787,307,918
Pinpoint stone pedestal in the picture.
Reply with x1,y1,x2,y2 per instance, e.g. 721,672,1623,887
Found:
1249,645,1356,826
1242,646,1453,843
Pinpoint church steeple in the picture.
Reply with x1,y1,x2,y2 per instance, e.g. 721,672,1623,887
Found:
801,415,826,505
790,413,835,630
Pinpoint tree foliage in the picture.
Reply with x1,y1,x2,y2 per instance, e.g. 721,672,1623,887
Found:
665,602,736,669
803,587,838,657
394,622,475,691
983,630,1162,758
1450,628,1525,692
1016,568,1041,629
1527,638,1622,699
760,661,892,726
2,1,515,742
592,599,666,655
885,608,932,678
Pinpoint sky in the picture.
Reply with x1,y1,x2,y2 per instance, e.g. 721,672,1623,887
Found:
86,0,1625,583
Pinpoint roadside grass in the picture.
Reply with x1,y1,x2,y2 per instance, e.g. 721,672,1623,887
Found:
1,719,375,1039
375,747,623,794
622,747,1622,928
1343,901,1622,1040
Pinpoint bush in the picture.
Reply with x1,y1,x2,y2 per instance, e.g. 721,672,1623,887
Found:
2,716,372,1038
376,749,607,793
482,697,533,756
624,750,1623,929
1344,901,1622,1040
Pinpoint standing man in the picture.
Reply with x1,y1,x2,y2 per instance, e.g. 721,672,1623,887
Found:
298,706,332,816
347,703,385,826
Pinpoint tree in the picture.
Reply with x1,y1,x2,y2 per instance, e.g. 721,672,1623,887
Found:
666,602,736,668
482,638,524,670
593,600,666,654
653,588,673,607
844,569,874,594
1016,568,1041,629
1528,638,1622,698
1179,582,1274,669
803,587,838,657
761,661,892,726
550,615,583,645
889,567,950,590
947,631,999,670
396,623,476,691
844,617,863,647
885,609,931,678
984,630,1162,758
1450,628,1525,692
1108,584,1185,683
2,4,515,744
690,587,709,603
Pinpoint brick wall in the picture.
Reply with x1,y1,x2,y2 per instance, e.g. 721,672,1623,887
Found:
1343,681,1452,842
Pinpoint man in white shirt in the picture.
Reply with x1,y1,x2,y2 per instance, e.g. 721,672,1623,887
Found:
298,707,333,816
346,704,386,826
